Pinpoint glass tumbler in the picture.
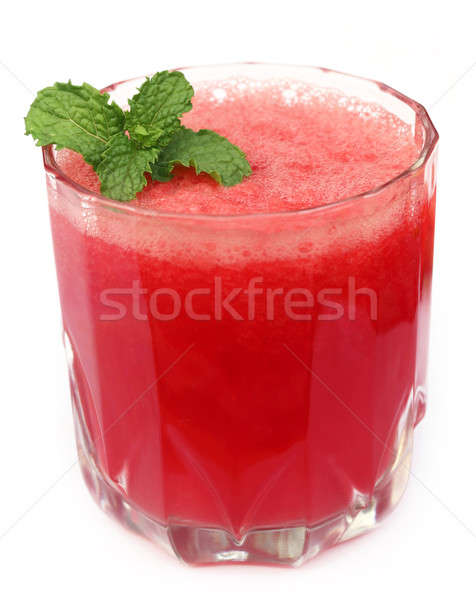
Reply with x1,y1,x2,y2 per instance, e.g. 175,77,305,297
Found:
43,64,438,565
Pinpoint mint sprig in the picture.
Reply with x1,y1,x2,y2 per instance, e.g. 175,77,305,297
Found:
25,71,252,201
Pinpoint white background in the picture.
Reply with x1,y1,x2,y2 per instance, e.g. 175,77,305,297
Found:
1,1,475,597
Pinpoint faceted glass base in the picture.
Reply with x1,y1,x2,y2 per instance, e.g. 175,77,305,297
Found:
73,393,412,566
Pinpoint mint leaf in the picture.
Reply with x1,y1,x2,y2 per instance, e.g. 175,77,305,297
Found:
24,82,124,166
126,71,193,148
151,128,252,186
96,133,159,201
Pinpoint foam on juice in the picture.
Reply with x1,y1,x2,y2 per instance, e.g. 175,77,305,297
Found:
50,78,425,265
56,78,420,215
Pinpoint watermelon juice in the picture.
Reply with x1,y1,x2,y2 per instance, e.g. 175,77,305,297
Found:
44,64,437,565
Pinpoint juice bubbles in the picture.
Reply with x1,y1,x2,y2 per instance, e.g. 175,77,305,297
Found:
45,64,437,565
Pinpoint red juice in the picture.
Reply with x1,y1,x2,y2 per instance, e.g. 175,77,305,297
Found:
45,65,437,565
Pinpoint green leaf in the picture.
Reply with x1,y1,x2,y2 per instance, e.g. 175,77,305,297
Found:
96,133,159,201
151,128,252,186
126,71,194,148
24,82,124,166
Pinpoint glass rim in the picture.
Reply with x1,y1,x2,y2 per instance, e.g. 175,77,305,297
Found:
42,62,439,222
